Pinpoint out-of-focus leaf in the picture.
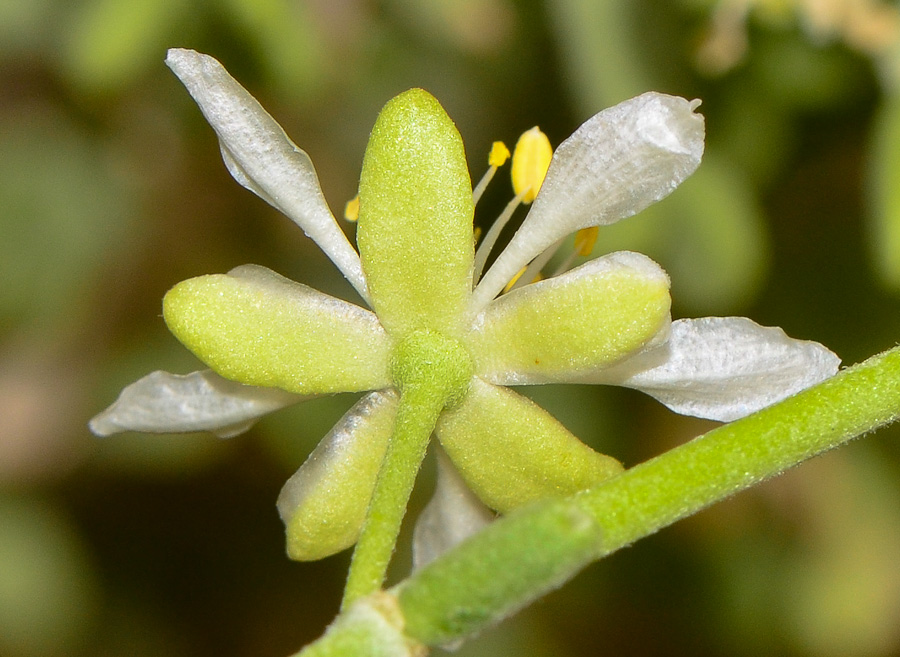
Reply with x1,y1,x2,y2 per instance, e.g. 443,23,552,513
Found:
0,497,98,657
781,452,900,657
387,0,516,55
706,448,900,657
654,150,767,311
0,0,54,55
750,34,869,111
61,0,186,93
546,0,651,106
0,109,133,332
868,92,900,291
220,0,325,99
714,87,795,187
598,149,767,312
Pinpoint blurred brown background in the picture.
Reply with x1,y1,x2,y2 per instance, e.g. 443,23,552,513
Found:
3,1,900,655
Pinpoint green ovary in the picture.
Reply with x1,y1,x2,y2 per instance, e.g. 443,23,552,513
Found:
390,328,474,408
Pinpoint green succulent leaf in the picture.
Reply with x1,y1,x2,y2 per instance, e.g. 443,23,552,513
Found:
869,93,900,291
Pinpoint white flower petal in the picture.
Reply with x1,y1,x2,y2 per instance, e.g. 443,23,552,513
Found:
412,448,494,571
89,370,303,438
165,48,369,301
472,92,704,312
592,317,841,422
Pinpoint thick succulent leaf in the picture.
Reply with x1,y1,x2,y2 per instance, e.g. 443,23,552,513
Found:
436,379,623,513
277,389,398,561
163,264,391,395
470,251,670,384
412,448,494,571
165,49,368,300
472,92,704,312
357,88,474,339
89,369,302,438
592,317,841,422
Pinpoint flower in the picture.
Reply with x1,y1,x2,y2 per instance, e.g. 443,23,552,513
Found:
91,49,839,568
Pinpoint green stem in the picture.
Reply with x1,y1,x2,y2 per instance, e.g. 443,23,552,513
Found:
341,387,444,610
397,345,900,646
578,344,900,553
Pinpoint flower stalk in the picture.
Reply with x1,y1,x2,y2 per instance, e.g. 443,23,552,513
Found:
341,387,444,610
343,330,474,608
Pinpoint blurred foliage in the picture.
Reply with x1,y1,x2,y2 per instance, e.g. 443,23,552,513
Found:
1,0,900,656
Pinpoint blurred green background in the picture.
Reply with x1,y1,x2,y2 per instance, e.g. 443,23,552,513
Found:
3,0,900,655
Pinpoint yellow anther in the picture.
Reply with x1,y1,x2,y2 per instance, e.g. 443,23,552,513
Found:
488,141,510,168
473,225,482,244
574,226,599,256
510,126,552,204
473,142,511,206
344,194,360,222
503,266,543,293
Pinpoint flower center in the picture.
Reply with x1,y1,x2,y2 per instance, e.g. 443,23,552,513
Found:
469,127,598,295
390,329,473,409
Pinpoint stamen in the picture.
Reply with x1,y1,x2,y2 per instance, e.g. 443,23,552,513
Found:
473,189,528,282
510,127,552,204
473,129,553,286
508,237,564,293
472,141,510,206
551,226,600,277
503,266,543,293
575,226,599,256
489,140,511,168
344,194,360,222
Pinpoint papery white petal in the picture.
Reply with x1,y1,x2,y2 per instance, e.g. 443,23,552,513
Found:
592,317,841,422
412,448,494,571
89,370,303,438
165,48,369,301
472,92,704,312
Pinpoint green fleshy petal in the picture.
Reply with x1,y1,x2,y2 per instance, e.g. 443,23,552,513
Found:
163,264,392,394
469,251,671,385
277,390,398,561
357,88,474,339
436,378,623,512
